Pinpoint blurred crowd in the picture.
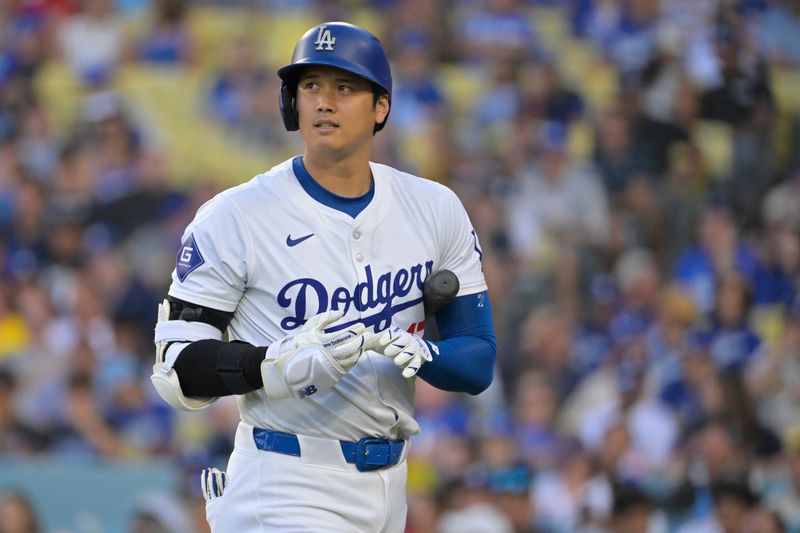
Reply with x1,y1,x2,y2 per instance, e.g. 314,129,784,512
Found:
1,0,800,532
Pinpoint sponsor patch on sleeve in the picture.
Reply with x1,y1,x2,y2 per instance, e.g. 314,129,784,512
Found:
176,233,204,282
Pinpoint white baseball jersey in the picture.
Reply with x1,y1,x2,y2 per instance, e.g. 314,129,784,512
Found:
168,157,486,441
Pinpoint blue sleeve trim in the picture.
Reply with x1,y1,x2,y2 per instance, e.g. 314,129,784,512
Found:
417,290,496,395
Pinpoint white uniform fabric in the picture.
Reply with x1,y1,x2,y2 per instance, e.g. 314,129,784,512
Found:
168,158,486,531
206,422,409,532
170,158,485,440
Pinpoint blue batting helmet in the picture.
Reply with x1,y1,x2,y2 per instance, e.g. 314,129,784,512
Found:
277,22,392,132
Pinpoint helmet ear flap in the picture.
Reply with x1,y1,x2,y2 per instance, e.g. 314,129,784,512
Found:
279,81,299,131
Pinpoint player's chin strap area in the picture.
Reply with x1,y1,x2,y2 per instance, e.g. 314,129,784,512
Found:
152,299,224,411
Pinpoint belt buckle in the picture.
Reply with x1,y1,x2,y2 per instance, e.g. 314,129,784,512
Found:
354,438,390,472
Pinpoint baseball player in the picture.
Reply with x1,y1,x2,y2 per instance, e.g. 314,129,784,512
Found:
151,22,496,532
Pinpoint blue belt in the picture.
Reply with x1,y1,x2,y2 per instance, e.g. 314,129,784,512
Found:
252,428,405,473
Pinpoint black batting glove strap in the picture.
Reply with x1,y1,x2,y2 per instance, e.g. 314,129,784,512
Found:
172,339,266,397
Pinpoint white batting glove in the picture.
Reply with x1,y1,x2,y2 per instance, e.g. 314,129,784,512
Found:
261,310,374,400
201,467,227,502
374,327,436,378
288,310,369,371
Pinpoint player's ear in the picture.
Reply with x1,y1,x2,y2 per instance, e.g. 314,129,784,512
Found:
374,94,389,127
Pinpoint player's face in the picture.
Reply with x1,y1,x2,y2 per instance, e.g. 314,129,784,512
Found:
295,66,389,158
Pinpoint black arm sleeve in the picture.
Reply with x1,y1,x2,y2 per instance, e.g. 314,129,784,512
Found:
172,340,266,397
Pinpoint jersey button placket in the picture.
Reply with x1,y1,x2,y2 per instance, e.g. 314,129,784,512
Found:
352,228,364,263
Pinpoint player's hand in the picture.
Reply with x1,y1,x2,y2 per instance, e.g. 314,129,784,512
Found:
373,327,435,378
289,310,371,372
201,467,227,502
261,310,374,401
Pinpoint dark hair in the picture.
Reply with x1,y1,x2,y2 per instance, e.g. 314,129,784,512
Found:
710,479,758,508
0,367,16,389
156,0,188,24
612,482,653,517
371,83,389,103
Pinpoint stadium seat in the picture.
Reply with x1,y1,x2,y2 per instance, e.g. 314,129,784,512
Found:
189,6,252,71
436,63,489,115
33,60,83,132
530,6,570,48
117,65,273,185
771,66,800,115
694,120,734,180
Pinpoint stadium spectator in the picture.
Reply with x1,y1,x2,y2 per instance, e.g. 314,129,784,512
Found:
598,0,661,84
134,0,195,67
487,463,534,532
520,60,585,127
128,491,195,533
0,491,41,533
740,506,787,533
674,202,762,314
530,443,612,532
0,367,46,455
78,89,143,203
576,342,679,476
762,166,800,232
511,369,567,469
704,274,763,371
437,472,516,533
593,106,643,199
0,2,797,530
507,121,610,313
56,0,125,81
456,0,538,64
386,28,449,177
510,305,580,402
699,12,775,222
605,482,657,533
746,297,800,442
206,37,290,149
764,436,800,532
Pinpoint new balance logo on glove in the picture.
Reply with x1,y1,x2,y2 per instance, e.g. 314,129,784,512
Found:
297,385,318,399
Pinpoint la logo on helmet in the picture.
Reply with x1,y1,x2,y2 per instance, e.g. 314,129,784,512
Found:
315,26,336,51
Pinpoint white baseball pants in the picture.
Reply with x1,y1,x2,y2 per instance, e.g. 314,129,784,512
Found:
205,422,409,532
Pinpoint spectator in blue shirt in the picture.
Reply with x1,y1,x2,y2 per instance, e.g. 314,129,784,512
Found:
706,275,762,372
674,203,762,315
753,225,799,309
135,0,195,67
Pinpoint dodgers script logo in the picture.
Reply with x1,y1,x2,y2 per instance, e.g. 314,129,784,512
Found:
277,261,434,332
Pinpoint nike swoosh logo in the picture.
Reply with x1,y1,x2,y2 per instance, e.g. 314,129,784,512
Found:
286,233,314,247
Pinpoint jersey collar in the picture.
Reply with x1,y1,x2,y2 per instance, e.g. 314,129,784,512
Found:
292,156,374,219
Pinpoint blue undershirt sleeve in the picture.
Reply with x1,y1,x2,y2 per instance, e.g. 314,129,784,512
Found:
417,290,496,395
